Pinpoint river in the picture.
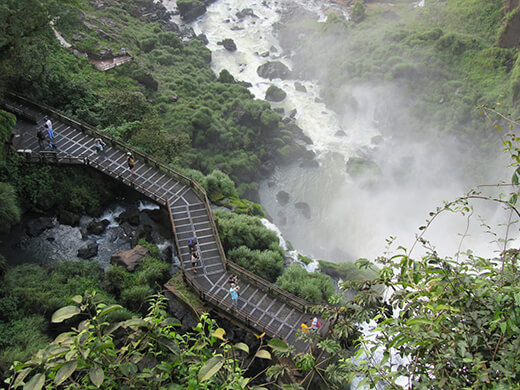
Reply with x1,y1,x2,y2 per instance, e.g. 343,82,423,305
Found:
166,0,512,263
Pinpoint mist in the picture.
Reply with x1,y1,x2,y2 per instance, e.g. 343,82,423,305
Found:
259,82,512,262
187,0,515,263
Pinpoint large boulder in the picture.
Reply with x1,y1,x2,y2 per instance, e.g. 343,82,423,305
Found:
218,38,237,52
110,245,149,271
25,217,54,237
58,210,81,227
257,61,291,80
177,0,207,22
117,208,140,226
276,191,290,206
265,85,287,102
295,202,311,219
236,8,257,20
87,219,110,235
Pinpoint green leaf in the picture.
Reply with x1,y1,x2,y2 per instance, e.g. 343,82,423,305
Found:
89,367,104,388
54,360,78,386
99,304,123,317
23,373,45,390
255,349,272,360
122,318,148,328
71,295,83,304
268,338,290,353
212,327,226,341
13,368,31,388
198,356,224,382
51,306,81,323
233,342,249,353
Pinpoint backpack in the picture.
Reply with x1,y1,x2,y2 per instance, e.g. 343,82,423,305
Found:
316,321,322,328
188,238,197,246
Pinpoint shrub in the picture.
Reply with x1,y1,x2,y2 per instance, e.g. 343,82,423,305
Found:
214,209,281,253
228,246,284,283
120,284,154,312
276,264,334,303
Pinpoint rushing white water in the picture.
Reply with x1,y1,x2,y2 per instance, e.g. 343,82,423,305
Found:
182,0,512,263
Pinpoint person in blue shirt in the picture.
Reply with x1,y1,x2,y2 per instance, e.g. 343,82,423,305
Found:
229,283,240,310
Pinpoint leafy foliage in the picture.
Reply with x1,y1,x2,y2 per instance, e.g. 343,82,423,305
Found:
6,293,274,389
0,182,20,233
276,264,334,304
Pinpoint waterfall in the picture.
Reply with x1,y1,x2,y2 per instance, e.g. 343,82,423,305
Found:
179,0,510,263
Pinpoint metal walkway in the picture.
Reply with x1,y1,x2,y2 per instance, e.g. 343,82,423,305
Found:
2,93,324,354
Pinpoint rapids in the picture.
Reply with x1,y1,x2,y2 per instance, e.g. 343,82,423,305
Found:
167,0,512,263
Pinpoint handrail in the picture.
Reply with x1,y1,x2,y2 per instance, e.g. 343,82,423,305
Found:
182,270,283,339
226,262,310,312
5,92,317,317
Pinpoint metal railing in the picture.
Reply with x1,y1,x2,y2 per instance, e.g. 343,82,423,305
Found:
5,91,315,317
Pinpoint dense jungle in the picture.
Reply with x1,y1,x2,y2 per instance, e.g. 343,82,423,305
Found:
1,0,520,388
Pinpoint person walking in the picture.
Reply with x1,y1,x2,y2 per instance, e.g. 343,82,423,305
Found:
191,251,199,273
126,152,135,174
36,127,46,150
44,117,54,141
95,138,106,155
229,283,240,310
188,237,197,254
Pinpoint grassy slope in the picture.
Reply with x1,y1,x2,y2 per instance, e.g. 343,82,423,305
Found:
279,0,515,164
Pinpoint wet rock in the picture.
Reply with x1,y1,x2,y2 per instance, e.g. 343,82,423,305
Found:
276,191,290,206
295,202,311,219
177,0,207,22
110,244,149,271
284,122,313,145
58,210,81,227
265,85,287,102
335,130,347,137
117,208,140,226
162,245,173,263
259,160,275,177
288,109,297,119
25,217,54,237
294,82,307,92
137,224,154,242
346,157,381,178
273,108,285,115
87,219,110,235
165,291,198,332
257,61,291,80
78,242,98,259
197,33,209,45
218,38,237,51
236,8,257,19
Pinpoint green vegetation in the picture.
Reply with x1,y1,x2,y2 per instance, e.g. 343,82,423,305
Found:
276,264,334,304
0,182,20,233
0,155,118,215
214,209,285,282
6,293,265,389
277,0,515,174
0,241,170,375
318,258,378,281
0,0,304,194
